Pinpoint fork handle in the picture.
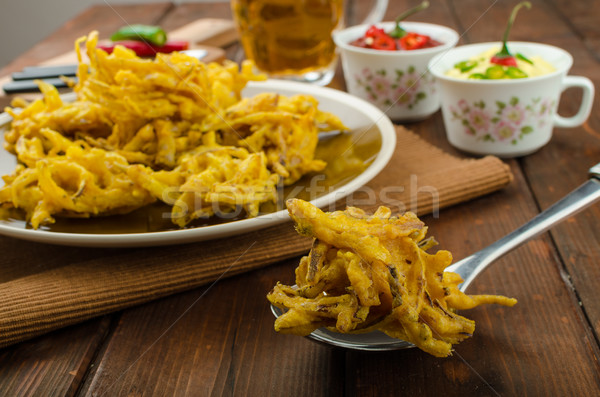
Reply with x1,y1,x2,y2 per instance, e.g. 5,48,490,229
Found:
447,164,600,291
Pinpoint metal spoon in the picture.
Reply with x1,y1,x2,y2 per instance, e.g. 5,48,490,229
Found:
448,161,600,291
271,162,600,351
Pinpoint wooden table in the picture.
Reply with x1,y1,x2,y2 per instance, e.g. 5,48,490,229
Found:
1,1,599,396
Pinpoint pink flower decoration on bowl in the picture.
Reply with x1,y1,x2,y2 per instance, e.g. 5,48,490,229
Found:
353,65,431,110
449,96,557,145
493,121,519,141
371,76,391,96
501,105,526,126
399,72,420,92
469,108,491,131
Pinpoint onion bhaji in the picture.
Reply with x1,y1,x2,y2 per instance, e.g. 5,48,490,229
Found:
0,31,345,228
267,199,517,357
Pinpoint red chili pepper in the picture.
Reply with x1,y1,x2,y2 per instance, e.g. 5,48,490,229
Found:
389,1,430,38
365,26,387,38
490,55,518,67
97,40,189,57
398,33,429,50
360,25,397,50
372,34,397,51
350,1,441,52
490,2,530,67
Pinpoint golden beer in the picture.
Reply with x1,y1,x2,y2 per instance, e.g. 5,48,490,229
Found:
231,0,344,84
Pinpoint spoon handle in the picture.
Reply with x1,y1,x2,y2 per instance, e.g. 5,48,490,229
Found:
447,163,600,291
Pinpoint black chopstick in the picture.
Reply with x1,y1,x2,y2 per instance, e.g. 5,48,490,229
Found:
3,77,76,94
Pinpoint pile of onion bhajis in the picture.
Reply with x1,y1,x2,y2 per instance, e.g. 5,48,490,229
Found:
0,31,345,228
268,199,517,357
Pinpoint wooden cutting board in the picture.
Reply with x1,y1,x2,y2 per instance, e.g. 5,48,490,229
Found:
0,18,238,97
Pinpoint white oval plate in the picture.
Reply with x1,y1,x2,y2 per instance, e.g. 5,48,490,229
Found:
0,80,395,247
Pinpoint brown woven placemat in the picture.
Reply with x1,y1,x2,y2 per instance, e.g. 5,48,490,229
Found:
0,126,513,348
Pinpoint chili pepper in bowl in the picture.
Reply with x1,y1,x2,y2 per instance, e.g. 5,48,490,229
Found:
398,32,431,51
389,1,429,36
446,1,554,80
352,26,397,51
490,2,531,67
349,1,442,51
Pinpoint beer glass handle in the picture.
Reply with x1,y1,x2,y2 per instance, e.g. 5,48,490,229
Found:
361,0,388,25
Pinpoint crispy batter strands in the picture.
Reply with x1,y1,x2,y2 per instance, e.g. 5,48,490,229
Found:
127,131,280,226
1,31,347,228
0,137,155,228
267,199,517,357
202,92,345,184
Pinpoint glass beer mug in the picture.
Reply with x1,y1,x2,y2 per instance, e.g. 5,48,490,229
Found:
231,0,388,85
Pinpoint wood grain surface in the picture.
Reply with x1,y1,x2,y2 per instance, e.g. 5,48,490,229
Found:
0,1,599,396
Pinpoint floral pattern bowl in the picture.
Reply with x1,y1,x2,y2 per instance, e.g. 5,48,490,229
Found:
428,42,594,157
333,22,459,122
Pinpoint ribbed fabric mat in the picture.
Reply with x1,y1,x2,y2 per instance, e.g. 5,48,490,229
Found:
0,126,513,348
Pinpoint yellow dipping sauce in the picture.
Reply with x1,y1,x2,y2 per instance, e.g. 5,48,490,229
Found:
446,47,556,80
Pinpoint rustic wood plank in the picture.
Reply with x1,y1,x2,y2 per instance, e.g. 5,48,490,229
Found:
518,25,600,344
0,316,111,397
547,0,600,60
522,142,600,331
78,258,345,397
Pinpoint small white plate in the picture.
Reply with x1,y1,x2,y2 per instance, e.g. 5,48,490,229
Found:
0,80,396,247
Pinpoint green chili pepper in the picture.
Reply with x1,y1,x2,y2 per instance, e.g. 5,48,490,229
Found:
454,60,478,73
516,53,533,64
389,1,430,38
485,65,506,79
506,67,528,78
490,2,531,67
110,25,167,46
468,73,488,80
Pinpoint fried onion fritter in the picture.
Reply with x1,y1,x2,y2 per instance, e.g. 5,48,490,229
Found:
1,31,347,228
267,199,517,357
201,92,345,185
0,140,155,228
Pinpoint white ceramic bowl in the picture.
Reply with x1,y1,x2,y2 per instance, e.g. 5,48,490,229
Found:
333,21,459,122
429,42,595,157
